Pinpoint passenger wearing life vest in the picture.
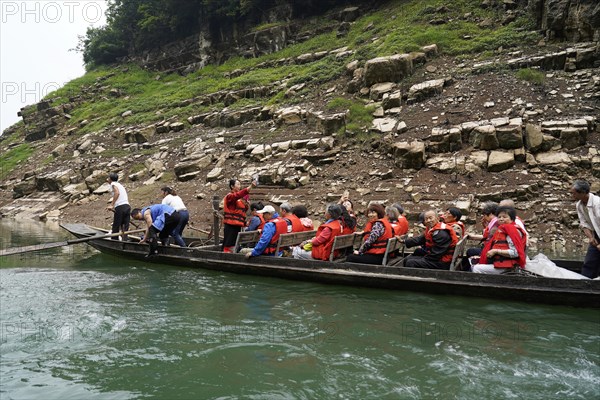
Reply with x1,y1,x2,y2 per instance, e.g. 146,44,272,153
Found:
279,202,304,233
401,210,459,270
392,203,410,236
462,201,499,270
245,205,289,257
499,198,529,247
291,205,315,231
292,204,345,261
347,203,394,265
385,205,406,236
223,178,256,253
472,206,527,274
246,202,266,232
442,206,466,239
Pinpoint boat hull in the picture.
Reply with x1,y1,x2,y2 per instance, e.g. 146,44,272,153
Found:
62,223,600,308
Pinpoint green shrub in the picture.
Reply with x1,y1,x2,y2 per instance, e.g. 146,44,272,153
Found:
516,68,545,85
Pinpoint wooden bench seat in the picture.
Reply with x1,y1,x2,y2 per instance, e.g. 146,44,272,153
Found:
275,230,317,255
449,236,467,271
381,237,404,266
233,230,261,253
329,233,361,262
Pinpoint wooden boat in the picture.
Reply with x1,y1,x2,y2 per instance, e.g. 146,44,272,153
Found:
61,223,599,308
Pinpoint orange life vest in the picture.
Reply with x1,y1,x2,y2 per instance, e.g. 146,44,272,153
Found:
363,218,394,255
487,225,526,268
263,217,290,255
394,215,409,236
311,220,344,261
223,192,248,227
447,220,466,239
424,222,459,263
284,214,304,233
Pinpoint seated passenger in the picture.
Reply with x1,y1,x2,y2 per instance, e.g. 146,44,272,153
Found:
442,206,465,239
292,204,344,260
291,205,314,231
400,210,458,270
244,205,287,257
340,206,357,234
392,203,410,236
280,202,303,233
246,201,265,232
385,206,402,236
462,201,499,270
499,198,529,247
346,203,393,265
472,206,527,274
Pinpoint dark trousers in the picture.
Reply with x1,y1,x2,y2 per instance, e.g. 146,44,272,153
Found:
346,253,384,265
223,224,243,250
146,212,180,256
461,247,482,271
404,255,450,270
171,210,189,247
582,243,600,279
111,204,131,240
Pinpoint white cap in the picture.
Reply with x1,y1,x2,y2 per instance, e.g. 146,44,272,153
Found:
257,205,276,214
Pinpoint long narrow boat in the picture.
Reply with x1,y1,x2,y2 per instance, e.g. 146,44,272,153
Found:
61,223,599,308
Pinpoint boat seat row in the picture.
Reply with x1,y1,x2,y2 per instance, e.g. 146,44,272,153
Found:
233,229,317,255
329,233,404,266
234,229,467,269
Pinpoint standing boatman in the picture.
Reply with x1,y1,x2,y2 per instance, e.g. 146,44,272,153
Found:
569,179,600,278
106,172,130,241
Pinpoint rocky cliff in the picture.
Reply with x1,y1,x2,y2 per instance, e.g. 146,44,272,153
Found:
1,0,598,257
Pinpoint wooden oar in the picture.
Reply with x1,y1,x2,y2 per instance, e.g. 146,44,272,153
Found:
0,228,146,257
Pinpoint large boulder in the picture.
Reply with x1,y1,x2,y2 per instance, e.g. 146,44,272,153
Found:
407,78,446,103
363,54,413,86
392,141,426,169
496,125,524,149
174,155,214,181
487,151,515,172
524,123,544,152
471,125,498,150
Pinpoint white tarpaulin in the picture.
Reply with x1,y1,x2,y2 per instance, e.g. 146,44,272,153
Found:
525,254,588,280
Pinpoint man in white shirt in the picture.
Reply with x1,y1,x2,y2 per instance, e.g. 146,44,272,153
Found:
570,180,600,278
160,186,189,247
106,172,130,240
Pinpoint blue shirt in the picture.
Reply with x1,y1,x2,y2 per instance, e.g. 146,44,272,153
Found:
142,204,176,231
251,212,280,257
246,215,262,231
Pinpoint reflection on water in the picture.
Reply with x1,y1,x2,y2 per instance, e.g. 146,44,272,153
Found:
0,219,598,399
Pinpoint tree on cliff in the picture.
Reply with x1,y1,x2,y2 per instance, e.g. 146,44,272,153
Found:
79,0,357,68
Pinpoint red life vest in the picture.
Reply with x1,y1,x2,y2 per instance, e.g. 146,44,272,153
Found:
447,220,466,239
284,214,304,233
223,191,248,227
485,225,526,268
311,220,344,261
424,222,459,263
482,220,498,243
263,217,290,255
251,213,266,230
363,218,394,255
396,215,409,235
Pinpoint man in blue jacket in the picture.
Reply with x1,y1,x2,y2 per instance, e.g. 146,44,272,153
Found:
244,205,289,258
131,204,180,256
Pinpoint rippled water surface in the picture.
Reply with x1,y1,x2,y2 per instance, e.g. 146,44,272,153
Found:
1,220,599,399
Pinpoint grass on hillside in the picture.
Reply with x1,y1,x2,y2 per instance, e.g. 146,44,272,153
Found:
37,0,540,138
516,68,545,85
0,143,34,180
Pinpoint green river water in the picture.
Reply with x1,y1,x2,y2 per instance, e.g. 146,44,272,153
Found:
0,219,598,399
